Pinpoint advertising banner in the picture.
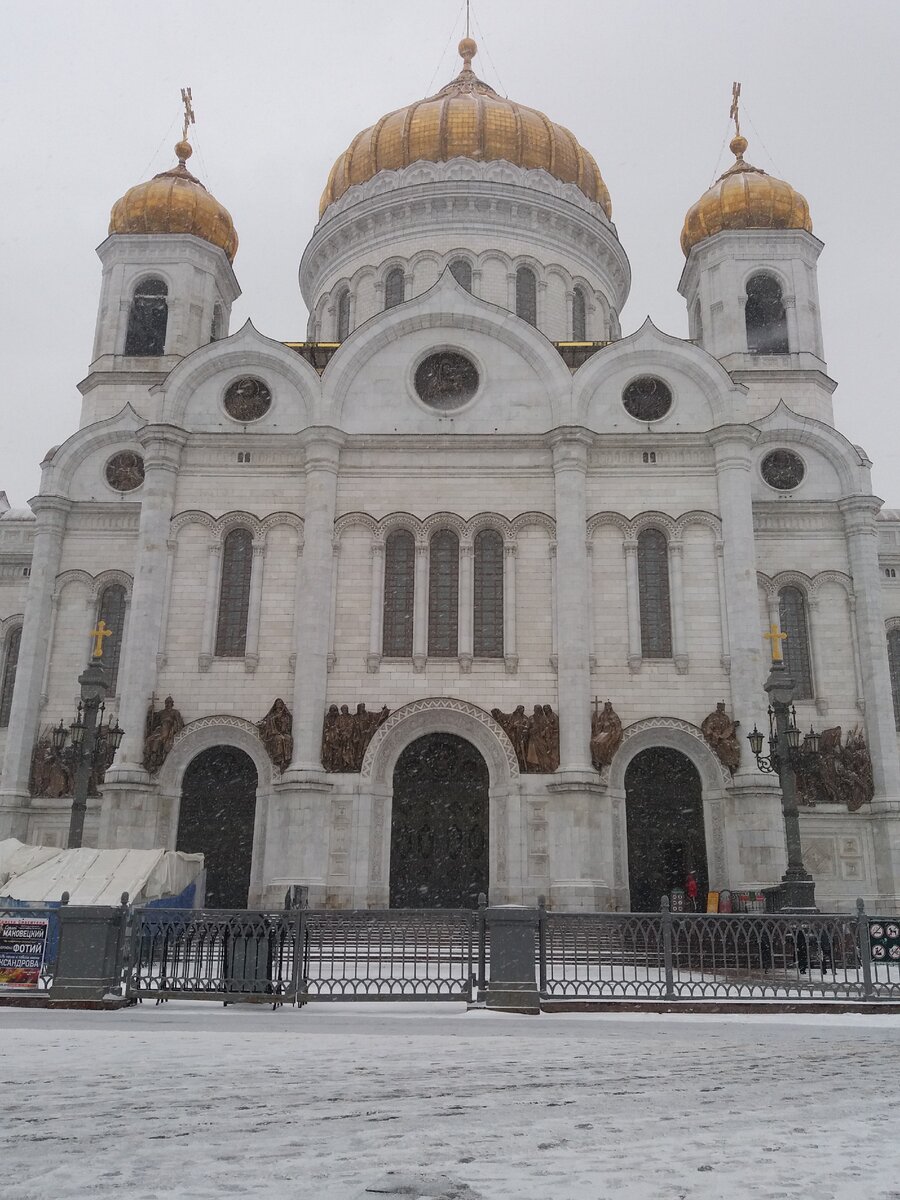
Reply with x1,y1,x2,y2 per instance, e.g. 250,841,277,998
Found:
0,915,50,989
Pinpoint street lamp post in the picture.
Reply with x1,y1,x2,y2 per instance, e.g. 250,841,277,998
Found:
51,622,124,850
747,624,819,911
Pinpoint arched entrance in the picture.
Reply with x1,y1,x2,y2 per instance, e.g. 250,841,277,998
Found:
390,733,489,908
177,746,258,909
624,747,707,912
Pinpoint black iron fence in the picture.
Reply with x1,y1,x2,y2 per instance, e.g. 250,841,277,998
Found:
2,897,898,1008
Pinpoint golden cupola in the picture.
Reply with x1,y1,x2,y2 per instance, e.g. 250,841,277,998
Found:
319,38,611,219
109,139,238,262
681,133,812,256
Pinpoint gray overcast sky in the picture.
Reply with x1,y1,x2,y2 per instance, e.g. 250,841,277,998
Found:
1,0,897,506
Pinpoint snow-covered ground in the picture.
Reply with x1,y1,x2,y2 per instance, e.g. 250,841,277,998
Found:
2,1002,899,1200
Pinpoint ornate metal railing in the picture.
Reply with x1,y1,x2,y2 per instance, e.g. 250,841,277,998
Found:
540,901,900,1003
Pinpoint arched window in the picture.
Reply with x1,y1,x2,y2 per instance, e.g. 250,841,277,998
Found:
428,529,459,657
383,530,415,657
449,259,473,293
0,625,22,728
124,277,168,356
474,529,504,658
215,528,253,657
572,287,587,340
516,266,537,326
745,274,789,355
637,529,672,658
888,629,900,731
778,586,813,699
384,268,405,310
96,584,127,694
336,289,351,341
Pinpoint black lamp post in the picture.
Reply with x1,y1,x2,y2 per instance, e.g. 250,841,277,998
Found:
52,639,124,849
747,654,819,911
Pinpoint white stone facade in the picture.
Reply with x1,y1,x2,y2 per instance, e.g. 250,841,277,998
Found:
3,139,900,916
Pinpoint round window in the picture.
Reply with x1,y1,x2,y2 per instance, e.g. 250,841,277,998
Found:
761,449,805,491
223,376,272,422
105,451,145,492
414,351,479,410
622,376,673,421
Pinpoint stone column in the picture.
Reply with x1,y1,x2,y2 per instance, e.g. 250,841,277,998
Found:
197,541,222,671
623,539,642,672
806,595,829,716
839,497,900,806
412,538,428,672
284,430,344,777
714,539,731,673
668,540,689,674
458,540,474,672
367,536,385,672
0,495,70,830
243,537,266,672
105,427,187,783
503,540,518,674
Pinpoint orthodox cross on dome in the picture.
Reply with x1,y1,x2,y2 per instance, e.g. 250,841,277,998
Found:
466,0,470,38
730,81,742,138
90,620,113,660
763,623,788,664
180,86,195,141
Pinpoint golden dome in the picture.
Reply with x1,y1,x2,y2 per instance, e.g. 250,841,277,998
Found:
319,39,611,219
681,134,811,255
109,140,238,262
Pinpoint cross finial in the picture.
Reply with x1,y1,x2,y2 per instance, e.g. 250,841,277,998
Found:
90,620,113,660
181,86,195,142
466,0,470,38
730,81,742,139
763,622,788,663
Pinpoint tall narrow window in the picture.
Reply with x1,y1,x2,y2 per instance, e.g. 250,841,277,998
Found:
96,584,127,694
336,289,350,341
428,529,459,657
692,300,703,344
637,529,672,658
516,266,537,326
383,530,415,657
474,529,504,658
572,287,587,340
0,625,21,728
449,259,473,293
215,528,253,657
384,268,405,310
210,303,224,342
745,274,789,354
778,586,813,699
888,629,900,731
124,277,168,356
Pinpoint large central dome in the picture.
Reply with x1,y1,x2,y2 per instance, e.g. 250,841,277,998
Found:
319,39,611,219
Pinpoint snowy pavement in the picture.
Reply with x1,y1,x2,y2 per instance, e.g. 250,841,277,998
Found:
2,1003,899,1200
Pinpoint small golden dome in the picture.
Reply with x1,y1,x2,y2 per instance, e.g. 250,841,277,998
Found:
109,140,238,262
681,135,812,256
319,39,611,218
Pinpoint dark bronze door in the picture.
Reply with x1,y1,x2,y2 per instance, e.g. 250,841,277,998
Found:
390,733,489,908
624,747,707,912
177,746,258,909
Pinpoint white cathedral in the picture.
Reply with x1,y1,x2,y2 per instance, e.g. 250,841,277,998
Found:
2,40,900,914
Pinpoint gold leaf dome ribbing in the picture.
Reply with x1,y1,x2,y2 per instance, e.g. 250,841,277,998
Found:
109,140,238,262
681,135,811,256
319,39,611,219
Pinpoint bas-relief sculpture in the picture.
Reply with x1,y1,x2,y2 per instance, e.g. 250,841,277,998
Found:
257,698,293,772
322,702,390,772
700,701,741,775
29,725,117,799
590,700,623,770
796,725,875,812
143,696,184,775
491,704,559,773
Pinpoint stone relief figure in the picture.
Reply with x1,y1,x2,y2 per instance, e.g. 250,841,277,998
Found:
29,734,73,798
700,701,741,775
258,698,293,772
797,725,875,811
590,700,623,770
321,701,390,772
492,703,559,773
143,696,184,775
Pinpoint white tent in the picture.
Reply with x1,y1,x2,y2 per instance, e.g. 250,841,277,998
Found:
0,839,203,906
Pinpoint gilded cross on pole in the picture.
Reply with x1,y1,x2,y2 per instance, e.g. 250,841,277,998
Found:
90,620,113,659
730,81,742,138
180,86,195,141
763,622,787,663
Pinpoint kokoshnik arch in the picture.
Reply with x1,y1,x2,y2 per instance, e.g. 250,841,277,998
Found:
2,42,900,913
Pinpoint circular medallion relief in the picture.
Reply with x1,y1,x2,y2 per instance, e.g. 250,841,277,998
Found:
105,451,145,492
622,376,673,421
761,448,805,491
414,351,479,410
223,376,272,422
